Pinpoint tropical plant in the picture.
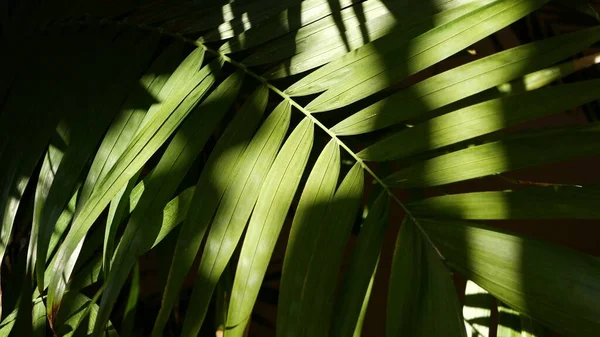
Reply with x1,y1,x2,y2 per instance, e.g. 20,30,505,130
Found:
1,0,600,336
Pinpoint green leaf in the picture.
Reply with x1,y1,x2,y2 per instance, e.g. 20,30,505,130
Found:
359,79,600,161
69,254,103,293
54,291,118,337
226,117,314,337
82,43,184,277
384,124,600,188
463,280,493,337
180,101,291,337
31,296,46,337
0,308,17,336
0,29,111,268
290,163,363,337
351,263,376,337
387,218,466,337
330,191,389,337
46,48,215,320
103,175,139,279
333,26,600,135
200,0,305,41
28,131,67,273
419,218,600,337
121,262,140,337
151,85,269,337
277,139,340,336
218,0,356,54
94,70,242,337
148,186,196,250
408,186,600,219
264,0,497,79
288,0,548,109
432,52,600,118
244,0,393,66
34,32,159,290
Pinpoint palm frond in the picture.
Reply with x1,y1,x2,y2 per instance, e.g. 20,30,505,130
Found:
1,0,600,336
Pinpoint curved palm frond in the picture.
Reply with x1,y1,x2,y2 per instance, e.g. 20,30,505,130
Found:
1,0,600,336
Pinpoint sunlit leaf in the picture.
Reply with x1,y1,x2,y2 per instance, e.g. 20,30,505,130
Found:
333,26,600,135
289,0,548,109
360,79,600,161
384,124,600,187
408,186,600,219
265,0,497,79
420,218,600,337
152,85,269,337
46,49,217,320
277,139,340,336
94,70,242,336
180,101,291,337
226,117,314,337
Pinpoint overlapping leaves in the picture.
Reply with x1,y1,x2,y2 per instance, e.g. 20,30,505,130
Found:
1,0,600,336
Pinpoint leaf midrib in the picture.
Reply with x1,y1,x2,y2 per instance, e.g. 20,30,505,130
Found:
55,18,442,256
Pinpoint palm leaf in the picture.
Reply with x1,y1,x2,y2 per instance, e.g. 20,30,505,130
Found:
2,0,600,336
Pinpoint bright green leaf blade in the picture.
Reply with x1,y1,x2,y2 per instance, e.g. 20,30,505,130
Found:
408,186,600,219
330,191,389,337
294,163,364,337
432,51,600,118
463,280,493,337
180,101,291,337
333,26,600,135
244,0,393,66
0,309,17,336
54,291,118,337
94,70,242,337
265,0,496,79
218,0,356,54
149,186,196,250
103,175,139,278
151,85,269,337
31,296,46,337
419,218,600,337
46,49,215,319
45,184,195,295
28,133,66,274
83,43,183,277
74,32,161,208
226,117,314,337
277,139,340,336
359,79,600,161
289,0,547,109
140,45,205,127
387,218,467,337
383,124,600,187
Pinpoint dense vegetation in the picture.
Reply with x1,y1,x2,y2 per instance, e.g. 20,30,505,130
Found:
1,0,600,336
